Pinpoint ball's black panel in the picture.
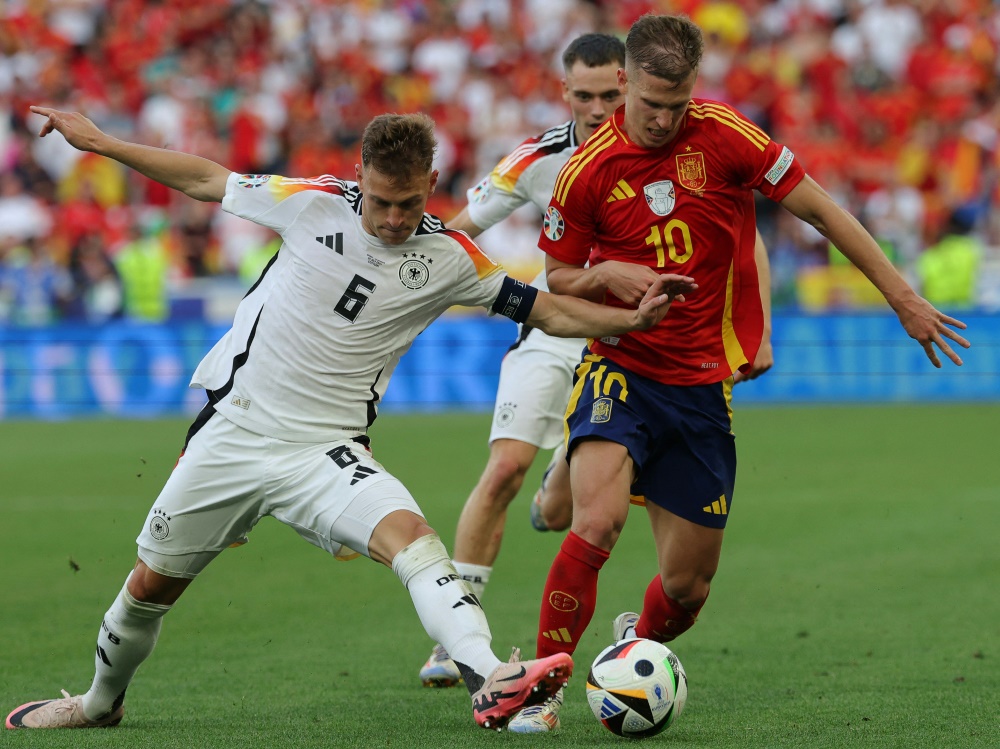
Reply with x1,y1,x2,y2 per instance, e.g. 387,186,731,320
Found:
633,658,655,677
602,710,628,737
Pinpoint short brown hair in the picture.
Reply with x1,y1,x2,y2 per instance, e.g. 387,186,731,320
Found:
562,33,626,72
360,113,437,180
625,14,703,84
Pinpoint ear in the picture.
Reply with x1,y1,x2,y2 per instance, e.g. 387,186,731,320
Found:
561,77,570,104
428,169,439,195
617,67,628,94
354,164,363,188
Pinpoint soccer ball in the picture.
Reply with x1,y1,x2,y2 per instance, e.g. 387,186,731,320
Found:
585,638,688,738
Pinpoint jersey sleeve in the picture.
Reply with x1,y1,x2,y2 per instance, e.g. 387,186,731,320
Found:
465,127,571,231
464,172,529,231
221,173,350,233
750,140,805,201
440,229,508,309
693,101,805,201
536,160,598,267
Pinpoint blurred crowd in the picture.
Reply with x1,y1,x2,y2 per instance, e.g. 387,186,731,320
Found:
0,0,997,325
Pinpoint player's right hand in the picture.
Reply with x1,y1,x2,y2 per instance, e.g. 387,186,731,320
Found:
635,274,697,329
28,106,108,153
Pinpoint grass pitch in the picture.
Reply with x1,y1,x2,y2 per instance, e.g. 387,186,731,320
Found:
1,405,997,748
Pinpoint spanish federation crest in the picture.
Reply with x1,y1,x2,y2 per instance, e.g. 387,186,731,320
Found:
591,396,613,423
676,151,707,191
643,180,676,217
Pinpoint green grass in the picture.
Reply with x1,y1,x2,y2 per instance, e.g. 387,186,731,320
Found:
1,405,997,748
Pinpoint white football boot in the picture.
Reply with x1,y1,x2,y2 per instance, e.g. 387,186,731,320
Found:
6,690,124,729
612,611,640,642
507,686,564,733
419,644,463,688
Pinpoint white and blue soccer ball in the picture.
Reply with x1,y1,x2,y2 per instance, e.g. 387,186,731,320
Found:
586,638,688,738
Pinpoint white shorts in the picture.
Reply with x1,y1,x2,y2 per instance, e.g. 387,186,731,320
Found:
136,414,422,578
487,328,585,449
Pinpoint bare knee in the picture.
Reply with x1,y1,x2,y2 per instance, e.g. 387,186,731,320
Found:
571,511,626,551
369,511,435,567
127,560,191,606
660,569,714,611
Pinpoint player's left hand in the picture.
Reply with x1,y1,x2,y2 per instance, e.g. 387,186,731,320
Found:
635,274,697,329
895,293,970,367
734,337,773,383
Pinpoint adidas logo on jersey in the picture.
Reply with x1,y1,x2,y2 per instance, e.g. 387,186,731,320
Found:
350,465,378,485
316,234,344,254
606,179,636,203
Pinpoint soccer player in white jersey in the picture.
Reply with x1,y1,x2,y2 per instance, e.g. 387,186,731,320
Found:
417,33,627,693
7,105,697,732
418,35,775,715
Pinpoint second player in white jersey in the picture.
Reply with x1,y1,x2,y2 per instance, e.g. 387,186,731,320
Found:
463,119,587,393
419,35,630,703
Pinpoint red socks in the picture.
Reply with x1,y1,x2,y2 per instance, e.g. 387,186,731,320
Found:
635,575,705,642
536,532,610,658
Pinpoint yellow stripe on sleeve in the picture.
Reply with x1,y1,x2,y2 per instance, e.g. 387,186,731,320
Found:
688,105,769,151
698,102,769,142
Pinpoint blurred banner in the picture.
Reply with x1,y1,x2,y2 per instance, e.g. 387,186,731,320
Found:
0,312,996,419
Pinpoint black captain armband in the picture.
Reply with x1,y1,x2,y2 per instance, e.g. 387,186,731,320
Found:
491,276,538,324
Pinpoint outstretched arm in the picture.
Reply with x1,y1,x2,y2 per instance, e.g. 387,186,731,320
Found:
525,274,697,339
29,106,230,203
781,175,970,367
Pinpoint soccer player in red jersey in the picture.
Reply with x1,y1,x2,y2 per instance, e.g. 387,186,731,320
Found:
513,14,971,732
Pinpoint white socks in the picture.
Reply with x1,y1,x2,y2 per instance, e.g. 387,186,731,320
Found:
452,561,492,600
81,574,170,719
393,535,500,689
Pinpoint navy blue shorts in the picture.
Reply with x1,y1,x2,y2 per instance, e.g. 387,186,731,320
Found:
564,353,736,529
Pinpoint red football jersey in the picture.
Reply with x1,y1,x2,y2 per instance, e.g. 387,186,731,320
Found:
539,100,806,385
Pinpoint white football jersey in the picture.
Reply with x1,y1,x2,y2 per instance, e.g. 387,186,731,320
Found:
466,120,578,232
191,173,511,442
466,120,584,360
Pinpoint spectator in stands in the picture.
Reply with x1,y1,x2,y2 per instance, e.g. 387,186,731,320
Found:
917,209,981,308
65,233,124,323
0,171,51,242
1,0,998,313
113,214,170,322
0,235,72,326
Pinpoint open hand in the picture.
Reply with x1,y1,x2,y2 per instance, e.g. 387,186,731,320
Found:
895,294,970,367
